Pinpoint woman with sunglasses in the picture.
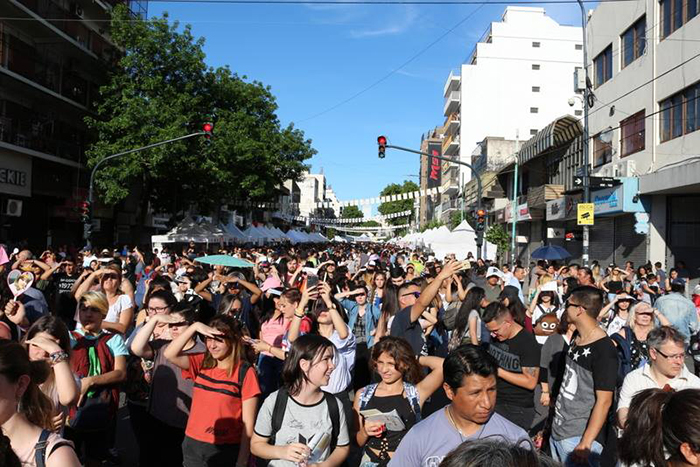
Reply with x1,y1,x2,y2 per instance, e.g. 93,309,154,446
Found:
164,315,260,467
597,292,636,336
74,264,134,335
130,300,204,466
617,302,672,370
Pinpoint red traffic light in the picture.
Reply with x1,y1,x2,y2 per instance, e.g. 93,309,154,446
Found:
203,123,214,133
377,136,387,146
476,209,486,217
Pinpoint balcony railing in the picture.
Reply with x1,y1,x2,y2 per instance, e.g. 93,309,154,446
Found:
0,114,85,162
443,70,460,97
443,90,460,116
0,33,94,107
441,198,460,212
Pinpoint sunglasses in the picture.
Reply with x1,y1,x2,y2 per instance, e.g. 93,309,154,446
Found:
102,274,119,280
401,291,421,298
168,322,188,328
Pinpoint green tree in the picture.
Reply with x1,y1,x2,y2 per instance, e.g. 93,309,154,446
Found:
420,219,444,232
486,224,511,258
377,180,419,226
341,205,364,221
449,211,462,230
86,5,313,218
360,220,380,227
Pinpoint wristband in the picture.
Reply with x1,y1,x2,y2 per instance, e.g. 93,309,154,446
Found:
49,351,69,366
294,312,305,319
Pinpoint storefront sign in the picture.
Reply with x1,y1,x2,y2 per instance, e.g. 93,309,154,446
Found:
517,203,531,221
495,208,505,223
546,198,566,221
592,178,645,215
0,152,31,197
578,203,595,225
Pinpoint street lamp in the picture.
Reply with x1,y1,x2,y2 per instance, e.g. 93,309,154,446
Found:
84,124,213,246
377,136,485,259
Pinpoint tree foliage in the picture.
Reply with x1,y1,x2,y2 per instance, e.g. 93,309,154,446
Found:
341,205,364,220
85,5,314,215
377,180,419,226
486,224,511,256
360,220,380,227
420,219,444,232
449,212,462,230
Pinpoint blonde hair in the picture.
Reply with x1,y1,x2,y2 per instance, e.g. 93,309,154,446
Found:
539,274,554,287
80,291,109,316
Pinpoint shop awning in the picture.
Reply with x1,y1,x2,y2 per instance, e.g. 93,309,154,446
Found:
517,115,583,165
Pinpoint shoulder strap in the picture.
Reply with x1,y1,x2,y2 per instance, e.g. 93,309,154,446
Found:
359,383,379,410
34,429,51,467
238,361,251,389
403,382,422,422
268,388,289,445
322,391,340,452
623,326,633,346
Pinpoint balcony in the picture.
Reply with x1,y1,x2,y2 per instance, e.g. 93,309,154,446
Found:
446,112,460,135
443,133,460,156
443,70,460,98
441,198,460,213
443,90,460,116
442,166,460,195
527,184,565,208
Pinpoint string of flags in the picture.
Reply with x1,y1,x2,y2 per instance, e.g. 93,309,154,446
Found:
272,210,412,225
228,186,445,211
332,223,410,232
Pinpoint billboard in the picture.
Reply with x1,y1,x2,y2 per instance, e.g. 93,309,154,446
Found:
427,142,442,189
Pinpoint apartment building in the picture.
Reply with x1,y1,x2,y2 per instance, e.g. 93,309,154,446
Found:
587,0,700,273
443,6,584,187
0,0,146,246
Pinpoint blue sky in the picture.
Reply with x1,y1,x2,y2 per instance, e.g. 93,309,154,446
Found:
148,1,586,204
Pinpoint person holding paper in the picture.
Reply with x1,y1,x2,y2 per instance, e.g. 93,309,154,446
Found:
353,336,444,467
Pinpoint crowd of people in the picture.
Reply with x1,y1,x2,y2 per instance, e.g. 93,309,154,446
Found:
0,240,698,467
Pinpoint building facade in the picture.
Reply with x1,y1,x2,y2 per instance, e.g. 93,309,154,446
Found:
444,6,584,185
586,0,700,275
0,0,146,247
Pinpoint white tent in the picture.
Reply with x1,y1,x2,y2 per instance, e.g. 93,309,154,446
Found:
243,226,269,245
222,222,247,243
151,216,219,245
429,220,497,261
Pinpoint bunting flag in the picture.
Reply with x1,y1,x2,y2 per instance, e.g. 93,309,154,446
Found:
332,223,410,232
272,210,412,225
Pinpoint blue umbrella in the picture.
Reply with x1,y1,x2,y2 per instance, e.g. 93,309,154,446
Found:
194,255,254,268
530,245,571,260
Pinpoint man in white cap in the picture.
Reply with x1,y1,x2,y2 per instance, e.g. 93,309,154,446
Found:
484,266,504,304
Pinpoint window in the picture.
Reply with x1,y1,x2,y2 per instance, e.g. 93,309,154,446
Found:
593,135,613,167
530,129,538,135
661,0,698,39
622,16,646,68
575,110,583,116
532,64,541,70
532,41,541,48
594,45,613,87
575,44,583,50
532,86,540,92
620,110,645,156
530,107,539,113
660,81,700,142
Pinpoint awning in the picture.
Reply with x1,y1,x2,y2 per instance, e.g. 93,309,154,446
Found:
517,115,583,165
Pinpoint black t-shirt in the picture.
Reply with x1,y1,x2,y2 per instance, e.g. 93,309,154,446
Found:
390,306,427,356
54,273,78,295
486,328,541,407
53,273,78,319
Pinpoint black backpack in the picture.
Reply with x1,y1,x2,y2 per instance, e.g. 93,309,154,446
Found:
267,387,340,456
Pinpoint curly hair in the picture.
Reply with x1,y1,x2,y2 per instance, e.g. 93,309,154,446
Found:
370,336,423,385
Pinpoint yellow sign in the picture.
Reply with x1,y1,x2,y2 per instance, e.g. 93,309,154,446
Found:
577,203,594,225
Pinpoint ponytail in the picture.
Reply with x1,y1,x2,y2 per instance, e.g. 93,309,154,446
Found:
0,341,55,430
620,388,700,466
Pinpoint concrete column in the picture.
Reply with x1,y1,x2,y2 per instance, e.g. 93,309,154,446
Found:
648,194,667,266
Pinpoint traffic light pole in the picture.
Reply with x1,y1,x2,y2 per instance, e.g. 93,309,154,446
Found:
382,144,485,259
85,131,207,246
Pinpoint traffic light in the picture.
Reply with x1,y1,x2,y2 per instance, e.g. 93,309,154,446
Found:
377,135,387,158
475,208,487,232
203,122,214,141
80,200,91,224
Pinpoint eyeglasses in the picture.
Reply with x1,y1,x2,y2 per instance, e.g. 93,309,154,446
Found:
654,348,686,361
147,306,170,314
401,291,421,298
565,300,586,310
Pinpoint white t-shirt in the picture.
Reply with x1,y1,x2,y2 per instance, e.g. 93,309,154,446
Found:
105,294,134,324
322,323,356,394
618,363,700,411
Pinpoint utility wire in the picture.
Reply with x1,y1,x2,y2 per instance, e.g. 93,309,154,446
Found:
298,4,486,122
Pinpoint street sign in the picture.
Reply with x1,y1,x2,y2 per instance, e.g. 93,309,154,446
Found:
575,166,585,177
577,203,594,225
590,176,619,188
573,176,584,188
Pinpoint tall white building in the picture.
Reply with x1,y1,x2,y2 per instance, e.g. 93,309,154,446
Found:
586,0,700,273
443,7,584,183
282,171,342,219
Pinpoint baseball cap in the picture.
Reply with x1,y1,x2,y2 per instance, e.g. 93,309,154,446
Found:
261,276,282,292
486,266,504,279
